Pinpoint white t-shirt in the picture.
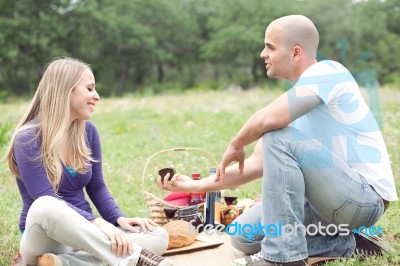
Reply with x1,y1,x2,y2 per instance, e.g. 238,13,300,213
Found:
290,60,397,201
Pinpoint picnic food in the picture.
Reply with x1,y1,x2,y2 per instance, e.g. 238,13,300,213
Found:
221,205,240,226
163,220,197,249
158,167,175,182
236,198,254,212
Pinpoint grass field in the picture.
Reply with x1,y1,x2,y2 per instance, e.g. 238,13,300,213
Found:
0,88,399,265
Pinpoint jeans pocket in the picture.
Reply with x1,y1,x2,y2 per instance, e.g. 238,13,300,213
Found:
333,200,380,229
364,198,384,227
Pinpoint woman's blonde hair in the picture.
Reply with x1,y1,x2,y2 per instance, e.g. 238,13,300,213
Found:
5,57,96,191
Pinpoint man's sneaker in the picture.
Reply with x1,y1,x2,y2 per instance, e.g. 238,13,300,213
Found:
37,253,63,266
137,248,173,266
232,252,307,266
353,230,394,258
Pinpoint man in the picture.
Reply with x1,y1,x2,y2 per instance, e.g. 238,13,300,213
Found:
159,15,397,265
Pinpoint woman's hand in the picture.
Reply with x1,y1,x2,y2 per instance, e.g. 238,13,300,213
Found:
91,218,132,257
156,173,196,192
117,217,158,233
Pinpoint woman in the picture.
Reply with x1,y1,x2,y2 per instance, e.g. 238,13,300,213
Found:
5,57,171,266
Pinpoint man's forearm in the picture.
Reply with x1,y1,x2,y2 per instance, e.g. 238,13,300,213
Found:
231,92,297,149
198,158,262,192
231,109,269,149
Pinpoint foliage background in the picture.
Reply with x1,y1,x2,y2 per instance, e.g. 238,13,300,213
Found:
0,0,400,99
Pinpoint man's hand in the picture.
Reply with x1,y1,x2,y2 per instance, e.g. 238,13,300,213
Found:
157,173,197,193
91,217,133,257
216,143,245,182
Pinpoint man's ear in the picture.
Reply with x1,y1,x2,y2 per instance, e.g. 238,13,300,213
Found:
292,46,302,61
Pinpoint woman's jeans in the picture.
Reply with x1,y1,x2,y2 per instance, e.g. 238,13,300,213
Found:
231,127,385,263
20,196,169,266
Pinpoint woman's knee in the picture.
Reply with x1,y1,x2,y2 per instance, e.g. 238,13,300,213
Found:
153,227,169,254
151,226,169,240
138,226,169,255
27,196,68,225
29,196,61,216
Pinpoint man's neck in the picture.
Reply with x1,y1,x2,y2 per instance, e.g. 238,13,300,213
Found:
288,58,318,85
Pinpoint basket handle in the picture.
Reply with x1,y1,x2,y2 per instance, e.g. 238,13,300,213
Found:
141,147,219,192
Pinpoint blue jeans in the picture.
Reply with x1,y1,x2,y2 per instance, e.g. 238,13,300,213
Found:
231,127,384,263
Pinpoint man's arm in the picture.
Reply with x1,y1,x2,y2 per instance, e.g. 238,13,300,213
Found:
198,139,264,191
217,87,322,180
232,87,322,148
160,139,264,192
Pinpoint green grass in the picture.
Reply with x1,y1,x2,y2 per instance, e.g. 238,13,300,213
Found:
0,88,399,265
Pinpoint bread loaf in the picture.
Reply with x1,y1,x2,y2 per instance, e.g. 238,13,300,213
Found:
163,220,197,249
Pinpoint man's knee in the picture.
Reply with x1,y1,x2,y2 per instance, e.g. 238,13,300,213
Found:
230,234,245,252
230,234,261,255
262,127,290,144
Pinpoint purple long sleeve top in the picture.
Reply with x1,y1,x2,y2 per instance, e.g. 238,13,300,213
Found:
14,121,124,231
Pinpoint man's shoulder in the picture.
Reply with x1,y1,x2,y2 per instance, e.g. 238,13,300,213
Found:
305,60,348,75
298,60,354,87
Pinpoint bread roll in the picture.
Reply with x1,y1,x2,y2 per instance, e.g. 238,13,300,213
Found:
163,220,197,249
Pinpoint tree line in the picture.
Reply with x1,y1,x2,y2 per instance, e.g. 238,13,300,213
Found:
0,0,399,98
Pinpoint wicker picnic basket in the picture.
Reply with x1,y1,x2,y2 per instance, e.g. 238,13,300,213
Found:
141,147,219,226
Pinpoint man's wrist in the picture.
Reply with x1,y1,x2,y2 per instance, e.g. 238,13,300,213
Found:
230,137,242,150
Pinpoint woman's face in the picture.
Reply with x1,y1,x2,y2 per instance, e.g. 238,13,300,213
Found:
69,70,100,122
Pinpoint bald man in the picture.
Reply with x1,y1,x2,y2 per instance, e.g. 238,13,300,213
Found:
159,15,396,265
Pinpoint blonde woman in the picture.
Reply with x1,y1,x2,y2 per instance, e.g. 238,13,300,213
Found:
5,58,171,266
